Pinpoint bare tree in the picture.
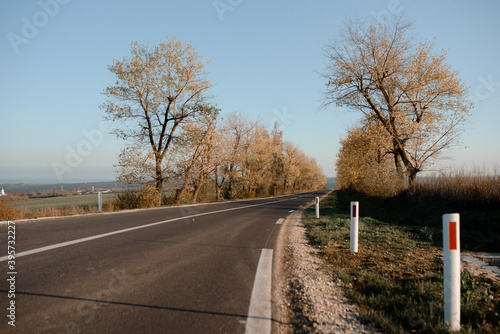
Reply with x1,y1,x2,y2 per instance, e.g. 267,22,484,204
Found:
102,37,213,202
322,17,474,183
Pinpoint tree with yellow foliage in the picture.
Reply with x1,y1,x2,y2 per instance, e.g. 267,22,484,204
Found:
172,106,219,204
102,37,213,202
335,122,406,197
323,17,474,183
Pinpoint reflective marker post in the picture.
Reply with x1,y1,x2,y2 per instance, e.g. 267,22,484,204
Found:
443,213,461,331
350,201,358,253
98,191,102,213
315,197,319,219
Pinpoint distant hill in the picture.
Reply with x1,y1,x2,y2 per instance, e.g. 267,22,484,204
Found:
0,181,131,195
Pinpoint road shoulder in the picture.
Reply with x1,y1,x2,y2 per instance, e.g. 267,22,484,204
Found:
272,208,382,333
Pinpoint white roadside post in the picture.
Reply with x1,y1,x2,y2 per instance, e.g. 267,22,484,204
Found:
98,191,102,213
443,213,461,331
315,197,320,219
350,201,359,253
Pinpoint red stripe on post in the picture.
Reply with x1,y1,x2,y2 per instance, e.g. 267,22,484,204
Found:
352,204,357,218
449,222,457,250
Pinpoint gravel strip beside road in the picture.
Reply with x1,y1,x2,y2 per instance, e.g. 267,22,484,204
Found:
273,210,383,333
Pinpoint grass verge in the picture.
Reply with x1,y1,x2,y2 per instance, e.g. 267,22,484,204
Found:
13,193,117,210
303,191,500,333
335,188,500,253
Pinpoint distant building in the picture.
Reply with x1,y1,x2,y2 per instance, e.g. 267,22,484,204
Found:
0,187,5,196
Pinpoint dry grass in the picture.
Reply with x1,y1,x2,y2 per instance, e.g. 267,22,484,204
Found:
337,165,500,210
0,202,117,220
0,204,116,220
0,197,16,220
407,168,500,210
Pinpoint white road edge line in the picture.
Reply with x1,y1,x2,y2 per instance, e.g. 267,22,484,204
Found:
246,248,273,334
288,210,294,213
275,218,284,225
0,199,290,262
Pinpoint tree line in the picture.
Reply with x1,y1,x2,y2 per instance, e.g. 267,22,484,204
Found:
101,37,325,206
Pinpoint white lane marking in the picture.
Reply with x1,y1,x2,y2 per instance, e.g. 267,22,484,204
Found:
0,199,290,262
275,218,284,225
288,210,294,213
246,248,273,334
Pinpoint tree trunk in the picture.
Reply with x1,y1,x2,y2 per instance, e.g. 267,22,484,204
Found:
227,179,233,200
214,167,220,201
407,168,418,185
175,179,189,205
392,140,402,173
214,166,226,201
155,161,163,206
398,149,419,186
192,173,205,204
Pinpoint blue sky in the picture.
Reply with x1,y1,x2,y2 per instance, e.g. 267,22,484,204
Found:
1,0,499,182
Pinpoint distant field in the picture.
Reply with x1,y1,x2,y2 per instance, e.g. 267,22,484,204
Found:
14,193,117,210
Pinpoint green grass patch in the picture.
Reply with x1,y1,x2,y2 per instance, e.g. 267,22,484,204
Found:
14,193,117,210
333,189,500,253
303,191,500,333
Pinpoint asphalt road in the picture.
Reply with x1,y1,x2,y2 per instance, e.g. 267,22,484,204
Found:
0,190,328,333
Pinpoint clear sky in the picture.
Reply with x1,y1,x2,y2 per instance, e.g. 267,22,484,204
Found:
1,0,499,182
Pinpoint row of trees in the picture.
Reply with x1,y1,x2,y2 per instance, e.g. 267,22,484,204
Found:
114,111,325,204
102,37,325,205
323,17,474,196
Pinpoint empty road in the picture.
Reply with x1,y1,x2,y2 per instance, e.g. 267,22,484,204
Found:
0,191,328,333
